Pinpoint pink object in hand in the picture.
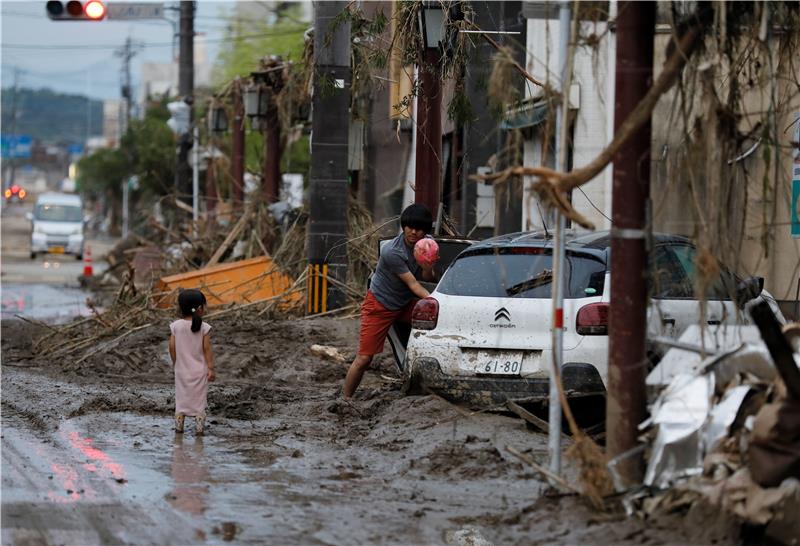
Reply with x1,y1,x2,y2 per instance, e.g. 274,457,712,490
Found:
414,238,440,267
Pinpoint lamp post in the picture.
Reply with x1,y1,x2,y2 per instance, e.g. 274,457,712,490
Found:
230,79,245,205
207,102,228,218
250,63,284,205
415,2,445,215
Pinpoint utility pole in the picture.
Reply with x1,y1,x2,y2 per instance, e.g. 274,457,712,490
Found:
307,1,350,313
115,36,139,131
176,0,195,202
231,78,245,204
607,1,656,486
415,48,442,213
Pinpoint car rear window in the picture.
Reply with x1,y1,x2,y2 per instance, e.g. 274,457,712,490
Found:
436,248,606,299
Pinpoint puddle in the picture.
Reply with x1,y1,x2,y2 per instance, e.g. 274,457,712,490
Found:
1,283,95,322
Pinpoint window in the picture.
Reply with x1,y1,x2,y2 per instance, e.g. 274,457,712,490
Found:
437,247,606,299
650,244,735,300
34,204,82,223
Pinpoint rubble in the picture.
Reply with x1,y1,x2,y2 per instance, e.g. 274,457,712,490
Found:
626,301,800,544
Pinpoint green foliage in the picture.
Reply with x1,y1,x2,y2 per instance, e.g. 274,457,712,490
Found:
76,147,129,197
212,4,309,85
0,87,103,144
77,100,175,198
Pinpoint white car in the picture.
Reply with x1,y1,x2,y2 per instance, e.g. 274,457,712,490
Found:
400,230,782,406
27,192,85,259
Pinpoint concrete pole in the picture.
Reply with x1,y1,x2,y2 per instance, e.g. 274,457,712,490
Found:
307,1,350,312
192,125,199,233
415,47,442,213
122,179,129,237
606,0,656,486
176,1,194,201
548,0,571,477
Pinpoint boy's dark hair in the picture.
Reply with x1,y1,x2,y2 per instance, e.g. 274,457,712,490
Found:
400,203,433,234
178,289,207,332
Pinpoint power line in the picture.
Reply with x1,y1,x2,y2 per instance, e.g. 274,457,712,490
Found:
1,28,308,51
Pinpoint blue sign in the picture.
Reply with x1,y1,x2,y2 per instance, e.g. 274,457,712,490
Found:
67,143,84,156
1,135,32,159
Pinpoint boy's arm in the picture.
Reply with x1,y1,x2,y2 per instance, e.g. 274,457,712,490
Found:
420,264,436,282
398,271,430,299
168,334,176,364
203,334,216,382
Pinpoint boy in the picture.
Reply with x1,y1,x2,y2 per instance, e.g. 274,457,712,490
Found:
342,204,438,398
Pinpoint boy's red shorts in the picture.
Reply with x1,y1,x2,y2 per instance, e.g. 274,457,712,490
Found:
358,291,417,356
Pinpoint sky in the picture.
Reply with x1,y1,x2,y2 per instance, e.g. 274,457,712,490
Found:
0,1,236,101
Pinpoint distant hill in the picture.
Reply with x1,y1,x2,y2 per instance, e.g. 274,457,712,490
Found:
1,87,103,145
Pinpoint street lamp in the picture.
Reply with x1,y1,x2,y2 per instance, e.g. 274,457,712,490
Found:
209,104,228,133
414,1,444,216
243,84,268,118
417,1,445,50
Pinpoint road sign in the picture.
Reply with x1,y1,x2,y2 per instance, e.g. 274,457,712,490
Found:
1,135,32,159
106,2,164,20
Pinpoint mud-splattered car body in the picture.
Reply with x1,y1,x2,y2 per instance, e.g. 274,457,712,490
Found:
401,230,777,407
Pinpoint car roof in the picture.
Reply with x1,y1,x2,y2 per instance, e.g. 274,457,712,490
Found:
463,229,694,259
35,192,82,206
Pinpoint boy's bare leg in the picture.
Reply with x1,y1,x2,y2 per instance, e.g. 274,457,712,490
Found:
342,354,373,399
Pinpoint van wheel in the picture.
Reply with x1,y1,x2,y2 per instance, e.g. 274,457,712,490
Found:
30,251,37,260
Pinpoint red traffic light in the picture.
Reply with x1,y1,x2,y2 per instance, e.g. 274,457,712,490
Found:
46,1,106,21
84,0,106,20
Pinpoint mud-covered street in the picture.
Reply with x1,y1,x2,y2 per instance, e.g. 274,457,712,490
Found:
1,315,734,545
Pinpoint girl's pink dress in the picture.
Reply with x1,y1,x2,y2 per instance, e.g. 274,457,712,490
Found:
170,319,212,416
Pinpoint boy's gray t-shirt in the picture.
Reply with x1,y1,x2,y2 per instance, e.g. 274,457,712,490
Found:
369,233,423,311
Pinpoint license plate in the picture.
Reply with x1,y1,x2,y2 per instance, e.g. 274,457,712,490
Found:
465,350,523,376
49,246,65,254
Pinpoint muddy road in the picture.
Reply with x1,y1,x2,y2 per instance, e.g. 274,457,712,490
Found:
1,315,732,545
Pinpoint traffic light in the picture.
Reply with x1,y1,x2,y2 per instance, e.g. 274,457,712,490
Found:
167,101,191,136
46,1,106,21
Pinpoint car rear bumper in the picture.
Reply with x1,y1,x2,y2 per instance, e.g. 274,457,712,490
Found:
410,357,605,407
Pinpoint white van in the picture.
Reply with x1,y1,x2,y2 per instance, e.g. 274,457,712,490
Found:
27,192,85,259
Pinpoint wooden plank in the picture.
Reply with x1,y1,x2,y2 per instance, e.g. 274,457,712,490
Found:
506,400,570,440
206,208,252,267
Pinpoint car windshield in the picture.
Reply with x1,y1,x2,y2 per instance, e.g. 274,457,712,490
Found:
35,204,82,222
436,247,606,299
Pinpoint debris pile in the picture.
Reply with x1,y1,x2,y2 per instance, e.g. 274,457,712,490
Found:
624,301,800,544
38,197,384,370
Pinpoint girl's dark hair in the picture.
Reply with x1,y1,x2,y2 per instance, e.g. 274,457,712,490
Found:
400,203,433,234
178,289,207,332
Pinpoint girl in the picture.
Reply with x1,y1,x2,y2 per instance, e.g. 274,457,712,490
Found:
169,289,215,434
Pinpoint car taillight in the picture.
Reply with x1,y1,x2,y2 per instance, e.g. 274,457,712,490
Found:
18,189,25,199
576,302,609,335
412,297,439,330
4,189,10,199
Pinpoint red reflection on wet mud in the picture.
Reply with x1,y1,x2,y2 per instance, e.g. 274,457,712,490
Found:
48,463,81,502
67,431,126,481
